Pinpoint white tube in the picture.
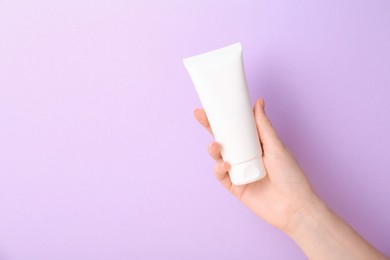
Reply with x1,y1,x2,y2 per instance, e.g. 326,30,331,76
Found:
183,43,266,185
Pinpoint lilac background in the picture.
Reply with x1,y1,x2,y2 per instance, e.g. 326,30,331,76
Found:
0,0,389,259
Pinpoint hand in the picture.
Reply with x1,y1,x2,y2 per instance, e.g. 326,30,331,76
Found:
195,98,388,259
194,98,316,232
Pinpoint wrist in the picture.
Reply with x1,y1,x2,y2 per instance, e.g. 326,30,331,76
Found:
282,194,388,259
282,194,333,258
283,193,328,238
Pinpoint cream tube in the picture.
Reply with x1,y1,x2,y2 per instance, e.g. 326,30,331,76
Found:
183,43,266,185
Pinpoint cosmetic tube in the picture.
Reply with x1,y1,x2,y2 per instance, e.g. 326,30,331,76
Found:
183,43,266,185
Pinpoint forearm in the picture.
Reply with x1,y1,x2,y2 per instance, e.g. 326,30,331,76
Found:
285,195,387,260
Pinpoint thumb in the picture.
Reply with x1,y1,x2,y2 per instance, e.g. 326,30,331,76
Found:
254,98,284,152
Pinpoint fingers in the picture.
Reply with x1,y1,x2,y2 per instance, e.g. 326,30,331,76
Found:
194,108,213,136
214,160,232,191
208,142,232,190
208,142,222,161
254,98,284,151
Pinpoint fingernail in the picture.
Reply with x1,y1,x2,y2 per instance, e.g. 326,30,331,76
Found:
218,160,225,168
257,99,262,111
209,142,215,151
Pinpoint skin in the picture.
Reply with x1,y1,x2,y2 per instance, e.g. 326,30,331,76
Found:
194,98,387,260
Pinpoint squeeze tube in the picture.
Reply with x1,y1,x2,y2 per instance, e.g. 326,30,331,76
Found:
183,43,266,185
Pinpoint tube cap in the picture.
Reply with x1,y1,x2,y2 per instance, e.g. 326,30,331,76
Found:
229,158,266,185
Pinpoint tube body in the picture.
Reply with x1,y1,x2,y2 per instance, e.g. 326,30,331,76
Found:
183,43,266,185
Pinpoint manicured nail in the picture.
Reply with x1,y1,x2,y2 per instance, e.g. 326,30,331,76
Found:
209,142,215,151
218,160,225,168
260,98,265,110
257,99,262,111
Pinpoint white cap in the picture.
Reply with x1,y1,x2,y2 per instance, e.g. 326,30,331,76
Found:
229,158,266,185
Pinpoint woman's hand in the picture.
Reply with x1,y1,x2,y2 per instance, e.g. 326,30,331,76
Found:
194,98,315,232
194,98,388,259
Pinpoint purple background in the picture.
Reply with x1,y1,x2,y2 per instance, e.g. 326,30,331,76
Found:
0,0,389,259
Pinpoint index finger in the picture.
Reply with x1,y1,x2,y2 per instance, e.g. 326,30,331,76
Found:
193,108,213,136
